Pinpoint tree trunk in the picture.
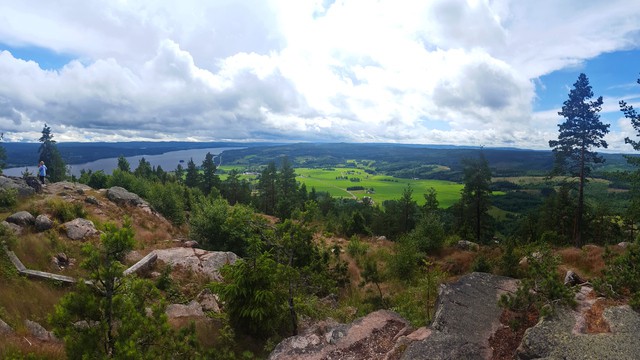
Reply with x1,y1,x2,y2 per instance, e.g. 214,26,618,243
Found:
576,147,585,247
476,192,481,244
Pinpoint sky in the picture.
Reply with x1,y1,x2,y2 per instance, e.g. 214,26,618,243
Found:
1,0,640,152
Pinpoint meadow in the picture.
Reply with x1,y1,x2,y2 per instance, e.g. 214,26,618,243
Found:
219,165,464,207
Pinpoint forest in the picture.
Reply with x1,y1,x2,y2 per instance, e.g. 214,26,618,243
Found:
1,73,640,359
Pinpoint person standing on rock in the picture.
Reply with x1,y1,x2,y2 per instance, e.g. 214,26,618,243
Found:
38,161,47,185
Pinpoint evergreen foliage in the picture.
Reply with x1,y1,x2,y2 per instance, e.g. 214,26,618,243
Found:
200,152,220,195
459,152,494,243
549,73,610,247
499,246,576,317
38,124,67,182
117,155,131,172
50,221,199,359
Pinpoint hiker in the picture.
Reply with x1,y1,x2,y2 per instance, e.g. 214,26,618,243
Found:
38,161,47,185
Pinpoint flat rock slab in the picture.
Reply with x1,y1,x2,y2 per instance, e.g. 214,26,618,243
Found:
517,305,640,359
154,247,239,281
401,272,518,360
269,310,412,360
166,300,205,319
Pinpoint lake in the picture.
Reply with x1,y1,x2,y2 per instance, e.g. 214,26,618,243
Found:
2,147,240,177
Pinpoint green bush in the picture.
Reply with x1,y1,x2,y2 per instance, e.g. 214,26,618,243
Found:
47,199,87,223
146,182,186,225
0,188,17,209
499,245,576,318
471,254,492,273
596,241,640,310
346,235,369,258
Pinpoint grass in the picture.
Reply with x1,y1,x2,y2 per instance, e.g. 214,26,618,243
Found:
295,167,464,207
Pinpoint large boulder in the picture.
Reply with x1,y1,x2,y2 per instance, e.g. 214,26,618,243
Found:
35,214,53,231
6,210,35,226
154,248,239,281
401,272,518,360
24,320,58,342
0,318,13,334
62,218,99,240
106,186,144,206
166,300,205,319
0,176,37,196
1,220,22,235
269,310,413,360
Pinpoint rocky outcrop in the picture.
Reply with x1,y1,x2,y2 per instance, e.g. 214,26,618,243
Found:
85,196,100,205
0,176,37,196
6,210,35,226
106,186,144,206
35,214,53,231
2,220,22,235
154,247,239,281
401,272,518,360
24,319,58,342
197,289,221,313
269,310,413,360
62,218,99,240
0,318,13,334
456,240,480,251
517,286,640,359
166,300,205,319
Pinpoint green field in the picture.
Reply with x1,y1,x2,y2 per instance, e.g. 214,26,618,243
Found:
219,165,464,207
295,168,463,207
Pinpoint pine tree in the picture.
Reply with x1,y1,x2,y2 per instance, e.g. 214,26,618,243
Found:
117,155,130,172
549,73,609,247
184,158,201,189
50,221,199,358
258,162,278,215
460,151,493,244
38,124,67,182
276,156,298,219
200,152,220,195
134,157,153,179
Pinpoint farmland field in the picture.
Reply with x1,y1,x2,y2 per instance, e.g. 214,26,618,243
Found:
295,167,463,207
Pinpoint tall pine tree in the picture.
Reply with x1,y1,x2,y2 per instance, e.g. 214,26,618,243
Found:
549,73,609,247
200,152,220,195
460,151,493,244
38,124,67,182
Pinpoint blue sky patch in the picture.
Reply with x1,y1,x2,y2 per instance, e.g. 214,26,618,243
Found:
0,42,75,70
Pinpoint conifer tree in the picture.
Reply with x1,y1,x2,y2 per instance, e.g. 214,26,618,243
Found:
460,152,493,244
38,124,67,182
117,155,130,172
184,158,201,189
549,73,609,247
200,152,220,195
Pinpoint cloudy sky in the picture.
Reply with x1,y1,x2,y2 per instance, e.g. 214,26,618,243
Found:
1,0,640,151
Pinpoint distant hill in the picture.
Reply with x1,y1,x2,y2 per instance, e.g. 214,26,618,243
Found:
1,141,267,167
1,141,635,179
220,142,636,180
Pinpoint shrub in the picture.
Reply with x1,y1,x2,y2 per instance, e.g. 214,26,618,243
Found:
471,254,492,273
87,170,108,189
47,199,87,223
146,182,186,225
499,245,576,318
346,236,368,258
596,241,640,310
0,188,17,209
